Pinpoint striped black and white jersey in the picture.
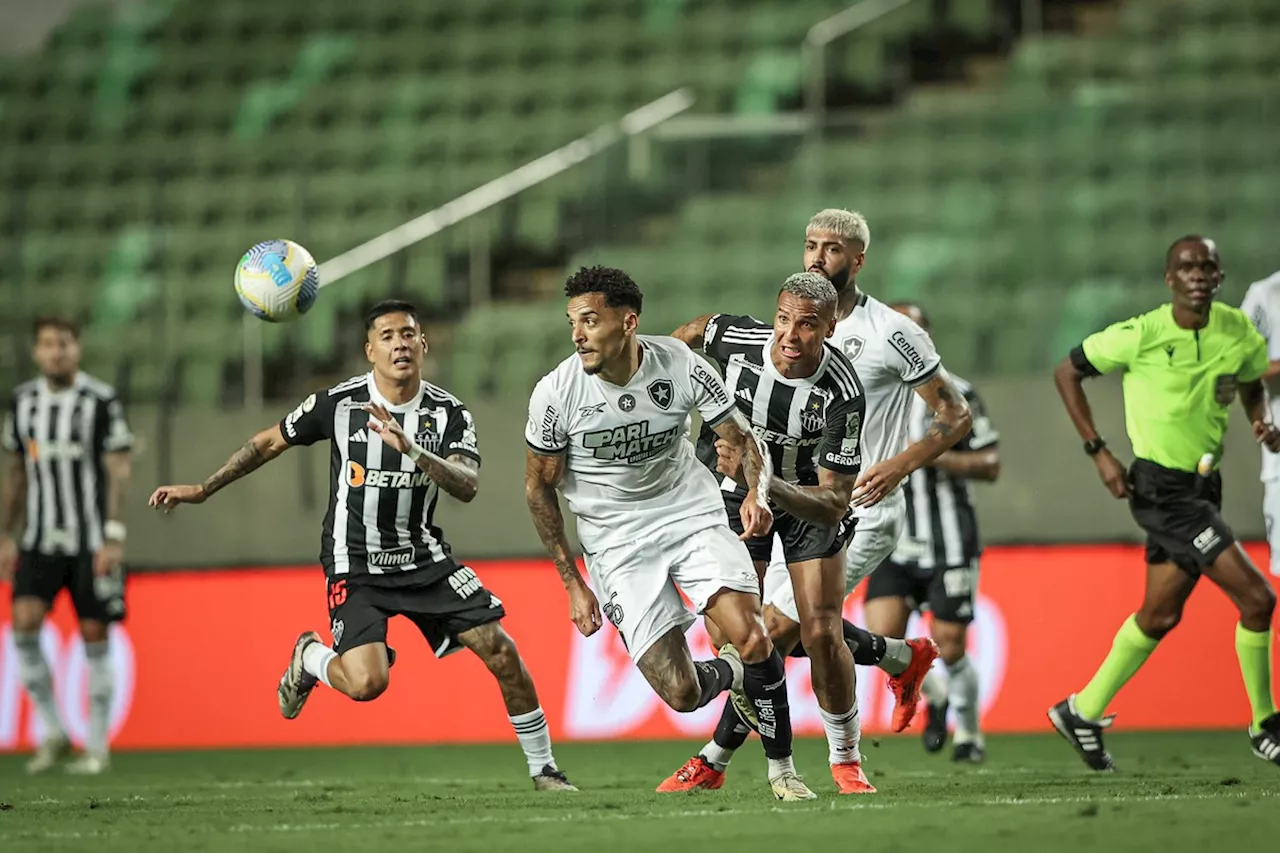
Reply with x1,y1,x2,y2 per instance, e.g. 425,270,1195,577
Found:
892,375,997,570
280,372,480,585
2,373,133,557
697,314,867,499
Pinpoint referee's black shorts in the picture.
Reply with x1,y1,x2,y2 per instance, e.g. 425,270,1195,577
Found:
1127,458,1234,573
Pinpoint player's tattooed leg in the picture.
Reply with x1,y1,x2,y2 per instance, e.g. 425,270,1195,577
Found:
459,622,540,715
638,626,735,712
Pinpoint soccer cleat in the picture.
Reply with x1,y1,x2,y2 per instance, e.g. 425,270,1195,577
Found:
952,742,985,764
923,701,949,753
830,761,876,794
65,753,110,775
1249,713,1280,765
717,643,746,691
770,771,818,801
886,638,939,733
1048,695,1116,772
716,643,757,729
25,735,72,775
656,756,725,792
278,630,321,720
532,764,579,791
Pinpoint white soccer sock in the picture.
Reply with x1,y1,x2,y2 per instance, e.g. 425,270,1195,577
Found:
921,666,948,706
14,632,64,739
821,703,861,765
701,738,737,770
509,707,556,776
880,638,912,676
85,640,114,757
766,755,796,780
948,655,982,745
302,642,337,689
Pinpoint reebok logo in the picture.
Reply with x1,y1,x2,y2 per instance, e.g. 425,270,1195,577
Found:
349,429,368,443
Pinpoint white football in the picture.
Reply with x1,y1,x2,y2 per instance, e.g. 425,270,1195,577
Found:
234,239,320,322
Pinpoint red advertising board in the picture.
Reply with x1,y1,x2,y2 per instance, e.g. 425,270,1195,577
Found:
1,543,1277,751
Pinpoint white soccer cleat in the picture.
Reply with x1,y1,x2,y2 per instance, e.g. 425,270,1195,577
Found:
65,753,110,775
278,630,322,720
532,764,579,791
26,735,72,775
717,643,746,692
770,771,818,801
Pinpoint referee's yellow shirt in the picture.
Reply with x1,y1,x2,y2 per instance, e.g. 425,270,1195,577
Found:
1080,302,1269,473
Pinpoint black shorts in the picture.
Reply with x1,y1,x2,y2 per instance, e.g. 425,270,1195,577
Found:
13,551,127,623
326,564,506,657
724,492,856,564
1128,458,1234,573
864,559,978,625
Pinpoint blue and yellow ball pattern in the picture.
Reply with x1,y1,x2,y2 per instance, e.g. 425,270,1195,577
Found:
234,239,320,322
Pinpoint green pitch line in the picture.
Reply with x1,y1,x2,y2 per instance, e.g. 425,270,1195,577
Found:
1,733,1277,853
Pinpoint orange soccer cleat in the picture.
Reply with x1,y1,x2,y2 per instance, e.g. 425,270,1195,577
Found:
655,756,725,793
831,761,876,794
887,637,940,733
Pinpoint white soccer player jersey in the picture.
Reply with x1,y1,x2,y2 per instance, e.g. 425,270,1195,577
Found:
1242,270,1280,481
830,292,942,508
526,335,738,555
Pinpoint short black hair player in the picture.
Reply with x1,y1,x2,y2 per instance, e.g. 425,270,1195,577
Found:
1050,236,1280,769
2,317,133,775
150,300,576,791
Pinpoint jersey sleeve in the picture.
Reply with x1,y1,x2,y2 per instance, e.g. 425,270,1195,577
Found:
1077,317,1142,375
961,385,999,451
1240,322,1270,384
819,392,866,477
279,390,332,447
1242,285,1280,361
525,375,568,454
688,351,736,428
441,402,481,465
703,313,765,365
95,394,134,453
1,398,18,454
888,315,943,386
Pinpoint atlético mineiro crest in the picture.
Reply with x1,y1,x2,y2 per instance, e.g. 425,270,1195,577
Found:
843,336,866,361
801,395,826,432
647,379,674,410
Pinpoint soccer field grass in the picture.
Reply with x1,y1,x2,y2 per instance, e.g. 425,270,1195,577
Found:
1,732,1277,852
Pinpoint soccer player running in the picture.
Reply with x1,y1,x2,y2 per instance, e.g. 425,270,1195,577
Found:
661,210,970,794
1240,268,1280,577
150,300,576,791
1050,235,1280,769
864,301,1001,763
525,266,814,800
1,317,133,775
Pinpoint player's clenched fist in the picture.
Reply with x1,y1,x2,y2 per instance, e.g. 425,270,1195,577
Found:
738,496,773,541
566,579,602,637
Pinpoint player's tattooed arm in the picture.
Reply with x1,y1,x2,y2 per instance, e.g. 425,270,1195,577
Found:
904,371,972,468
525,449,602,636
671,314,716,349
768,467,857,527
711,413,774,539
149,425,291,511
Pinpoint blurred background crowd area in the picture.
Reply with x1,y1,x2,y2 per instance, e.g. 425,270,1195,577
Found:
2,0,1277,564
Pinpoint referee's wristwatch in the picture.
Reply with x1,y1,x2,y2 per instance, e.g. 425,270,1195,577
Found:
1083,437,1107,457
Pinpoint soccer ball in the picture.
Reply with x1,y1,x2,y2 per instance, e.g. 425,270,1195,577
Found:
234,239,320,322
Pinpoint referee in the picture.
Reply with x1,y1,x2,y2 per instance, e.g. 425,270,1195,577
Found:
0,317,133,775
1049,235,1280,770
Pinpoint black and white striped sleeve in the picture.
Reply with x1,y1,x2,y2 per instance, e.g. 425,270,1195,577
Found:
819,351,867,476
961,385,999,451
279,390,333,447
525,376,568,454
704,314,769,366
96,393,133,453
442,402,481,465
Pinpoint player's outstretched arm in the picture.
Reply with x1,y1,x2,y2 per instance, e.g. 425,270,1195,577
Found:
148,424,291,512
524,448,601,636
670,314,715,349
0,451,25,581
363,402,478,502
1053,355,1128,498
769,467,857,527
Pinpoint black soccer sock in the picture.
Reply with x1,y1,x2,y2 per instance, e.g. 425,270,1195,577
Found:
693,659,736,709
743,649,793,760
712,697,752,750
788,619,888,667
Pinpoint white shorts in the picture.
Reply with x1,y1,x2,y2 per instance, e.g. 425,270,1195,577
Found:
583,524,760,662
763,495,906,623
1264,480,1280,576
